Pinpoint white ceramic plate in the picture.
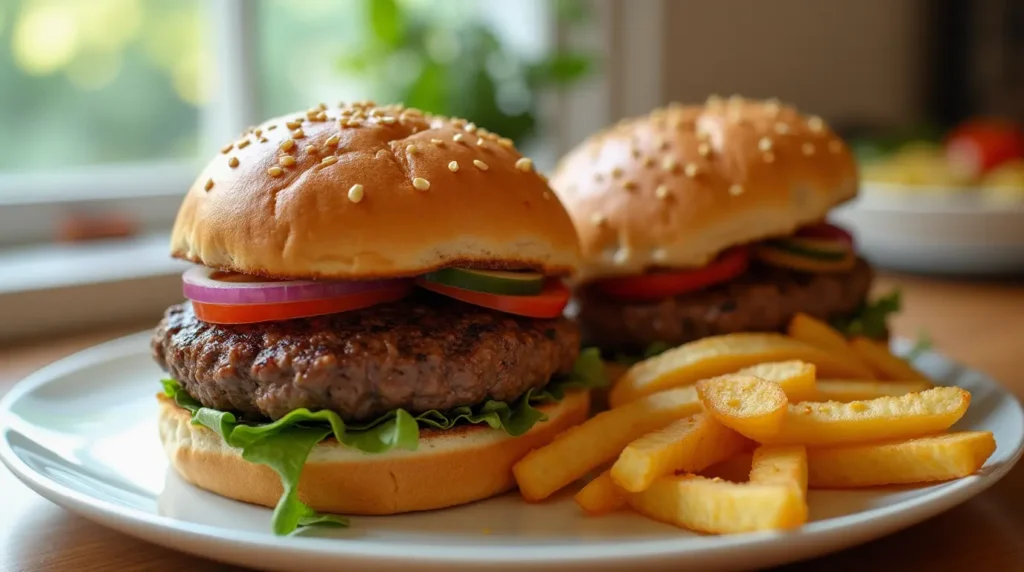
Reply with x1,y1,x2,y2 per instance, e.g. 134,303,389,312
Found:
1,332,1021,572
831,182,1024,276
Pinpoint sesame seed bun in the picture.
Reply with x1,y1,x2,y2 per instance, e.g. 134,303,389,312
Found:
157,389,589,515
171,102,580,280
550,96,858,282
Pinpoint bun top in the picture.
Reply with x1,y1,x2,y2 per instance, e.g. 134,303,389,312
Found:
550,96,858,282
171,102,580,280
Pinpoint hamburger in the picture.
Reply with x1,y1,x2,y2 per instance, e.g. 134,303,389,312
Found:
151,101,603,535
550,96,898,366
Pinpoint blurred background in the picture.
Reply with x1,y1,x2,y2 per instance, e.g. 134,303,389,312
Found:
1,0,1022,341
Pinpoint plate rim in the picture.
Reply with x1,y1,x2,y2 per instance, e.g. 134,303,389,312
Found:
1,331,1022,567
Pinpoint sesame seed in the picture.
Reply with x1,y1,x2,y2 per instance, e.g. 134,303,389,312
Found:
729,184,744,196
655,185,670,199
340,108,354,116
413,177,430,190
514,157,533,172
591,213,606,226
642,156,655,168
381,116,396,125
465,123,477,133
829,140,843,153
430,138,444,145
774,122,790,135
280,139,295,152
325,135,340,147
228,156,239,168
453,133,465,143
319,156,338,168
758,137,773,152
706,94,723,107
613,248,631,265
807,116,824,132
285,121,301,130
306,145,318,155
497,137,514,149
204,178,214,191
622,179,637,190
476,138,486,147
267,166,283,177
662,157,679,172
267,124,278,131
653,136,666,150
802,142,816,155
292,128,305,139
698,142,711,157
728,94,744,107
318,102,328,111
652,248,668,262
406,144,418,154
542,191,552,200
631,147,642,159
370,109,383,117
697,129,710,141
220,143,233,154
473,159,489,171
348,184,364,203
684,163,699,178
764,100,781,117
259,137,268,143
448,160,460,172
279,155,296,167
611,166,623,179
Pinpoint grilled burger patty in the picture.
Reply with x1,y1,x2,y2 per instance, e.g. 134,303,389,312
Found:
576,258,873,355
152,293,580,422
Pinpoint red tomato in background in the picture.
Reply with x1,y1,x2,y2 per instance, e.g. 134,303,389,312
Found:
945,119,1024,179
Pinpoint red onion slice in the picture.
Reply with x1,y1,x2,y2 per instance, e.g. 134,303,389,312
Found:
181,266,410,305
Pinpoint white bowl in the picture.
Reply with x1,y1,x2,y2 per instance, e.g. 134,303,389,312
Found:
831,182,1024,276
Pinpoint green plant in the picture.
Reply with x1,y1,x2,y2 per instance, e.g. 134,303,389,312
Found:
337,0,594,145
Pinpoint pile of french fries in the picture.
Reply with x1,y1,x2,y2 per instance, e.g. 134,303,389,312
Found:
512,313,996,535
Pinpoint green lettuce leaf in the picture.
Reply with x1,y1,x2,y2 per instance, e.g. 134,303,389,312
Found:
831,289,901,340
162,348,607,536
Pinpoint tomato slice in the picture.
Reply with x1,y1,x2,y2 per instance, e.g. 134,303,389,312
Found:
415,278,570,318
597,247,750,301
945,119,1024,178
191,283,413,324
795,222,854,247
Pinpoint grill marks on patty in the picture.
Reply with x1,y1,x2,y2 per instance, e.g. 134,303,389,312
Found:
576,258,874,355
152,293,580,422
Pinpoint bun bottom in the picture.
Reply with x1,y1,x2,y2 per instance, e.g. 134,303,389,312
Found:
158,390,590,515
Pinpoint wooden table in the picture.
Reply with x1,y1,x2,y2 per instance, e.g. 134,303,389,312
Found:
2,273,1023,572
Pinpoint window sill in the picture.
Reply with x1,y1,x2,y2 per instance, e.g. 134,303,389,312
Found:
0,234,187,342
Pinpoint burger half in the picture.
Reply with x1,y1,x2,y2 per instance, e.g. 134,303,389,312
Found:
152,102,603,535
550,96,898,366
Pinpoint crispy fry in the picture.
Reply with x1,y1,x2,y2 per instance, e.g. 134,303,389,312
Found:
626,475,805,533
788,313,874,378
849,337,930,382
725,385,970,446
734,360,818,402
750,446,808,501
513,387,701,501
696,375,789,437
574,470,626,515
611,333,874,407
611,414,751,492
702,453,754,482
808,432,996,488
816,379,933,402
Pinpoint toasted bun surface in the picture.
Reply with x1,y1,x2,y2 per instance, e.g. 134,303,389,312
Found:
550,96,859,282
172,102,579,280
158,390,589,515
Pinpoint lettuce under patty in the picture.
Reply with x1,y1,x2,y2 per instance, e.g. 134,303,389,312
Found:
162,348,607,536
830,288,901,340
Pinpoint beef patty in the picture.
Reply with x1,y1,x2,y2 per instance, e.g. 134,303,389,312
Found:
576,258,873,355
152,293,580,422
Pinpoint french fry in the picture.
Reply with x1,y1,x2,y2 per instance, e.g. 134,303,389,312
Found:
749,445,808,501
816,379,933,402
513,387,701,501
574,470,626,515
611,414,751,492
718,384,970,446
702,452,754,482
734,360,818,402
808,432,996,488
626,475,805,533
788,313,875,379
611,333,874,407
696,375,789,437
849,337,930,382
